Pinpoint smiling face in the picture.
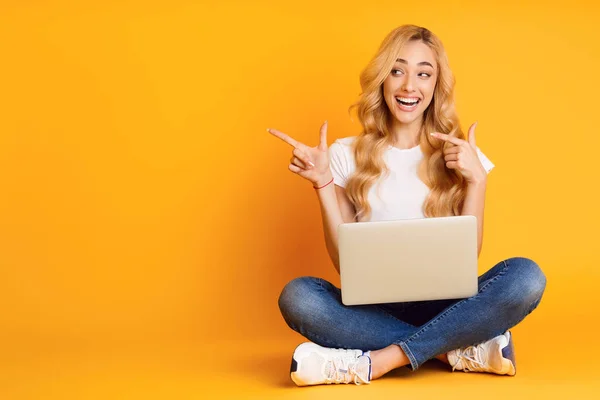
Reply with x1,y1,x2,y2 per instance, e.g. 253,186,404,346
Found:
383,40,438,126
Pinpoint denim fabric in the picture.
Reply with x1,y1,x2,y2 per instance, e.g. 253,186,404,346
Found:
278,257,546,371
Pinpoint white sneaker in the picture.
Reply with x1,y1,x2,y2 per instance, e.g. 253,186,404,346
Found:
290,342,372,386
447,330,516,375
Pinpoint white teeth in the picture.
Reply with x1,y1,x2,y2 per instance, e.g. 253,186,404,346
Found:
396,97,419,104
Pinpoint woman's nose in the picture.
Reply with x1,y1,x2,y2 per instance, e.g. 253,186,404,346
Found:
401,75,416,92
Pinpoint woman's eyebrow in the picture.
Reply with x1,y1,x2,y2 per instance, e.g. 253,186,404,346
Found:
396,58,434,68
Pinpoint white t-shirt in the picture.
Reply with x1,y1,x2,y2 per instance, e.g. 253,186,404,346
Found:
328,136,495,222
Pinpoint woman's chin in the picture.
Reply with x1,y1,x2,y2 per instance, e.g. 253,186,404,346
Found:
393,112,423,124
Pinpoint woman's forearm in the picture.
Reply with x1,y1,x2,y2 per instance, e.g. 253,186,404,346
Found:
314,173,344,274
461,179,487,257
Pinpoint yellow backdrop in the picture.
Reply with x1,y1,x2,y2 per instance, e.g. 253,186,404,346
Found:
1,0,599,398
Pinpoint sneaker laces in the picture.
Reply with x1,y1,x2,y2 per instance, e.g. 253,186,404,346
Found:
452,344,487,373
325,350,368,384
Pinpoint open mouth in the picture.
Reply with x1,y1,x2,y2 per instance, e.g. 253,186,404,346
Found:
395,97,420,107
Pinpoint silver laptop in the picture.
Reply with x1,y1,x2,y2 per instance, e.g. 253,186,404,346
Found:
338,215,478,306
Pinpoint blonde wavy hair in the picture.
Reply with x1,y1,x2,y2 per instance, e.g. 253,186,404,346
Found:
346,24,468,222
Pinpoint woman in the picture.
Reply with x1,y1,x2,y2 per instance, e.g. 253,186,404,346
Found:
267,24,546,386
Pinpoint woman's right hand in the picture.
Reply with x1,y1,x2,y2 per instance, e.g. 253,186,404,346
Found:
267,121,332,186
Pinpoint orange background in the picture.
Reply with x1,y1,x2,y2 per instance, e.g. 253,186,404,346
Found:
1,0,599,398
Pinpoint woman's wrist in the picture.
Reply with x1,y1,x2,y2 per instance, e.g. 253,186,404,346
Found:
467,176,487,188
313,174,334,189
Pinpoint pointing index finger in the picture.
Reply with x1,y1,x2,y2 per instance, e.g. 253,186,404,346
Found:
431,132,463,146
267,128,301,149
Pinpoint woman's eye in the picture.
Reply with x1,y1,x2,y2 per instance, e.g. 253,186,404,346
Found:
391,69,431,78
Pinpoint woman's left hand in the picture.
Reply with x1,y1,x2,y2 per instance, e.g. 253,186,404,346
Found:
431,122,487,185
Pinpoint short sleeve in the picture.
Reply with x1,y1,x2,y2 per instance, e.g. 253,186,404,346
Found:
476,146,495,174
328,141,350,187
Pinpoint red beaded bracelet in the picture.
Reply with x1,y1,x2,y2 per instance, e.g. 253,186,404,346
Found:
313,177,334,190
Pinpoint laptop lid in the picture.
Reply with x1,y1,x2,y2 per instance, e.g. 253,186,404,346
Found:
338,215,478,306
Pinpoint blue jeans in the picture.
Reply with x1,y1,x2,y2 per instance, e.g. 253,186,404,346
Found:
278,257,546,371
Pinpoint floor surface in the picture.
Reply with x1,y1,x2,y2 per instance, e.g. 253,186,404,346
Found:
2,322,599,400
